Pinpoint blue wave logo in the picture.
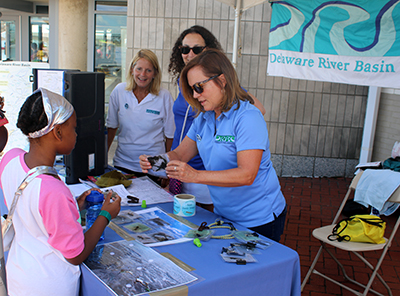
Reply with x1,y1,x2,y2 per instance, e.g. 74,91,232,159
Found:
270,0,400,57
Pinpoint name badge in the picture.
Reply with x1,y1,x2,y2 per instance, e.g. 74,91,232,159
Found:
215,135,235,143
146,109,160,115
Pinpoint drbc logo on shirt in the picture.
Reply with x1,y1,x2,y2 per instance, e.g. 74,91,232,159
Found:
215,135,235,143
146,109,160,115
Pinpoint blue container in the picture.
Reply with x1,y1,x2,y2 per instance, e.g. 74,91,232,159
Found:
87,245,104,263
86,191,105,241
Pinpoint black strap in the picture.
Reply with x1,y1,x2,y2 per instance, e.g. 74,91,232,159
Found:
328,218,350,242
357,217,384,227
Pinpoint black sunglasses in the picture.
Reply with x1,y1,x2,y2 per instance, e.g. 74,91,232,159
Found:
191,74,220,94
180,46,205,55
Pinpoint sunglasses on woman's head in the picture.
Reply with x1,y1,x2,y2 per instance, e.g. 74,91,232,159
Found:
180,46,205,55
191,74,220,94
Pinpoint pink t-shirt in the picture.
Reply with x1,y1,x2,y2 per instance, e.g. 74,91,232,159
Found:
0,148,84,296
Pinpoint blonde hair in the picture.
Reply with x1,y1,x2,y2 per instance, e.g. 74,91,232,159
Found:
180,49,252,116
126,49,161,95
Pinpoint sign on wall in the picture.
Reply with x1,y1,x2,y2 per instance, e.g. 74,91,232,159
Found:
267,0,400,88
0,62,49,155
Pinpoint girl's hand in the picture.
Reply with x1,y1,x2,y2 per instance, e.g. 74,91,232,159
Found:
139,154,152,173
166,160,198,183
76,188,103,211
101,191,121,219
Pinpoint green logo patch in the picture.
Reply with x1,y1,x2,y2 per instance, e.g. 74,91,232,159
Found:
215,135,235,143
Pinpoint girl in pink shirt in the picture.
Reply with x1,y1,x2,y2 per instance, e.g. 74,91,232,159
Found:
0,88,121,296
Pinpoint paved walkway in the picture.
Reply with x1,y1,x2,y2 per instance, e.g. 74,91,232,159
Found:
279,177,400,296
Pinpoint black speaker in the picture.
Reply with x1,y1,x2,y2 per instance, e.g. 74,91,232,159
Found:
63,72,106,184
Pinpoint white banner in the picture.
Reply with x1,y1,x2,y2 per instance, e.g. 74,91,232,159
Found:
268,49,400,87
268,1,400,87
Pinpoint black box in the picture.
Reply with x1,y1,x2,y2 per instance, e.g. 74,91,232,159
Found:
63,72,106,184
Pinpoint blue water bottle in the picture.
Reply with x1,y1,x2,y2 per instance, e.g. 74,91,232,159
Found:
86,191,105,241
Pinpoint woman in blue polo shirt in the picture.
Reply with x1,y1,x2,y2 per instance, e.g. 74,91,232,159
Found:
168,25,266,211
140,49,286,242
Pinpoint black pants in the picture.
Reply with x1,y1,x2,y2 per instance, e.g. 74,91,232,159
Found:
249,205,287,242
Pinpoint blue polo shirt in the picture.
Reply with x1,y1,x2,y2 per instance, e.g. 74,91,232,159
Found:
187,101,286,228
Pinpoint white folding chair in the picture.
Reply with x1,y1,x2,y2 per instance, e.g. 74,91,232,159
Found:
301,171,400,296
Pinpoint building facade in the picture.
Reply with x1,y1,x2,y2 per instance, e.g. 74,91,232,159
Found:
1,0,399,177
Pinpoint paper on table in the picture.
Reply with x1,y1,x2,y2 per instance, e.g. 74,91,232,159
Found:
68,178,99,198
68,176,173,206
68,183,131,205
103,184,132,205
68,183,92,198
125,176,173,205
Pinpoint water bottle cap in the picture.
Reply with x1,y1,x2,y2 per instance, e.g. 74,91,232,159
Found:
86,191,104,203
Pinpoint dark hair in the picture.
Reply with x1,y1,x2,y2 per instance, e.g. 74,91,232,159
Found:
17,91,48,136
180,49,252,116
168,25,223,83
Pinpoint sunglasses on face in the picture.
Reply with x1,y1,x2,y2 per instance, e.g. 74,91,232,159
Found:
180,46,205,55
191,74,220,94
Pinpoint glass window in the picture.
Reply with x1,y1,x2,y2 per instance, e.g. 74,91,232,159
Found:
0,21,16,61
96,1,127,12
30,17,50,63
94,14,126,105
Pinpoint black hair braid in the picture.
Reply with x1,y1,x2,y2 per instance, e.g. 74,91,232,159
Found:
168,25,223,83
17,91,48,136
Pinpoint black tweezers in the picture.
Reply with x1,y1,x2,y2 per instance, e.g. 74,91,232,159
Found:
127,195,139,203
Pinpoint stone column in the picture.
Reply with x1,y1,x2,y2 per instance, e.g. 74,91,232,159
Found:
58,0,88,71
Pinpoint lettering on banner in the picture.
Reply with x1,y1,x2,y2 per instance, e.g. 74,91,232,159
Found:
269,52,396,74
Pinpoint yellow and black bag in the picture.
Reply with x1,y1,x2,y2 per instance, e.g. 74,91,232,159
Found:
328,214,386,244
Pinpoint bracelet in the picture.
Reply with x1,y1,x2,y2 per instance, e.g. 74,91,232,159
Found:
99,210,111,224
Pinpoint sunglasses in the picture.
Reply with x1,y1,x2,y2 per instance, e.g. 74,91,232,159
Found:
180,46,205,55
191,74,220,94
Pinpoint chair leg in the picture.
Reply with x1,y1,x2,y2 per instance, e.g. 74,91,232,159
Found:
322,244,353,282
353,250,393,296
314,243,389,296
301,245,323,291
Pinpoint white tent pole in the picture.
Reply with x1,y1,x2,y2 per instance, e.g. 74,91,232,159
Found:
232,0,242,69
359,86,381,164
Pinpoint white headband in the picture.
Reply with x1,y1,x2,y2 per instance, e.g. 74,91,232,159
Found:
28,87,74,138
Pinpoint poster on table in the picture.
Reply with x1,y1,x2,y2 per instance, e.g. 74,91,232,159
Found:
111,207,193,247
84,240,197,296
267,0,400,88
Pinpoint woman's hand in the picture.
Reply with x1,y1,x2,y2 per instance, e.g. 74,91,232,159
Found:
139,154,152,173
76,188,103,211
166,160,198,183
